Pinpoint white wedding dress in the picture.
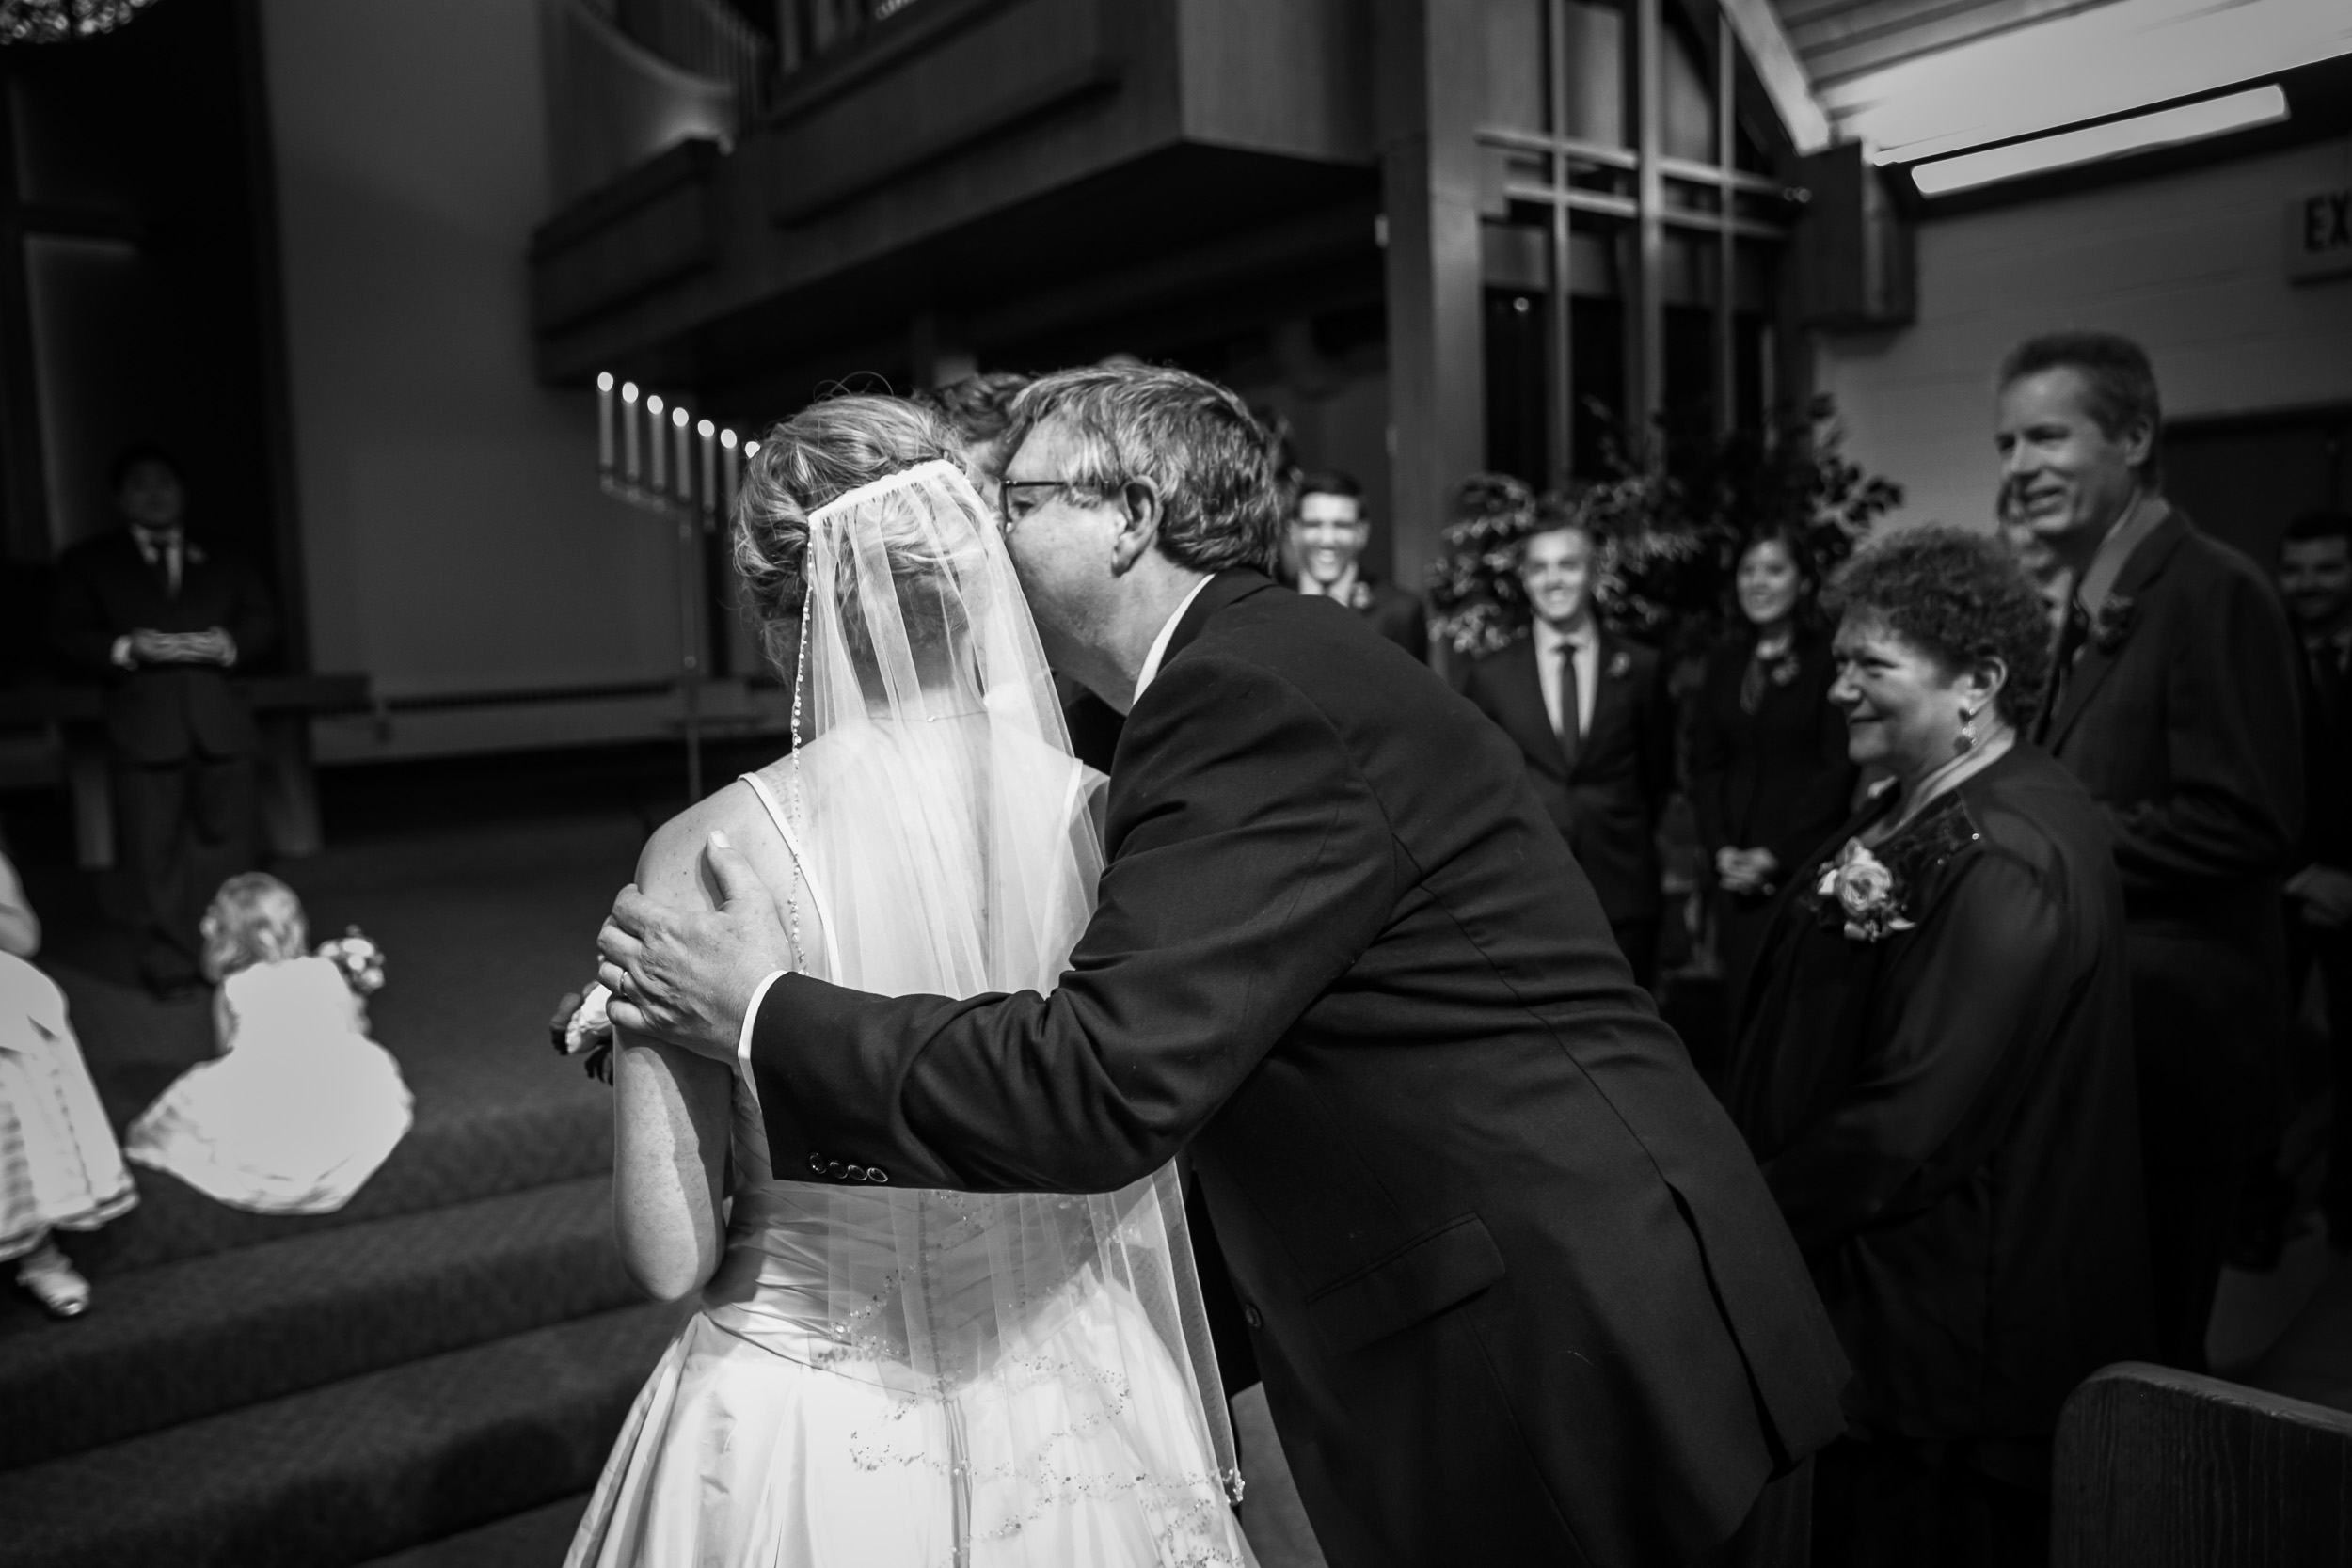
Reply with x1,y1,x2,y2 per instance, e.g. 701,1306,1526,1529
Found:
126,955,411,1214
566,460,1251,1568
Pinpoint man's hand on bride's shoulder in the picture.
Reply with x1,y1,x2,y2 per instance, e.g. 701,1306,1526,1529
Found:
597,831,793,1065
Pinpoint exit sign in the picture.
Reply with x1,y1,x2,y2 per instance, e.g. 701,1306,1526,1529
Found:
2287,188,2352,283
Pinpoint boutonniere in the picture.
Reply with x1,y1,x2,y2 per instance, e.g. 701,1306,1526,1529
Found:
1344,579,1376,612
1811,839,1916,943
1606,650,1632,680
2090,594,2136,654
1767,653,1800,688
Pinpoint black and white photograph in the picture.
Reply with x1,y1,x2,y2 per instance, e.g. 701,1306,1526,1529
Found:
0,0,2348,1563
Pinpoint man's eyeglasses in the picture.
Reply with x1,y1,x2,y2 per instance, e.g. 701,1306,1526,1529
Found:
997,478,1100,527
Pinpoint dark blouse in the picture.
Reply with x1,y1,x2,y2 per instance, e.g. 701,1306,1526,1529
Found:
1727,745,2152,1451
1689,630,1855,873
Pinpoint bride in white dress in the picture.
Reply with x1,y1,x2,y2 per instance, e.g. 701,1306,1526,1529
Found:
566,396,1252,1568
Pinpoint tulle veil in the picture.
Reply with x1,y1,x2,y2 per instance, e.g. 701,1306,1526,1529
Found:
755,456,1244,1548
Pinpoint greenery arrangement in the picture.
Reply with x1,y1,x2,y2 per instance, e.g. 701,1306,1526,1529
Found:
1427,396,1904,661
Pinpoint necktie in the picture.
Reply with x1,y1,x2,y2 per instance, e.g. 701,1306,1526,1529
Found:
2034,597,2090,744
1557,641,1583,772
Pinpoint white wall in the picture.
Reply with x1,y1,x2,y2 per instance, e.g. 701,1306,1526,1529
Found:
1817,132,2352,532
262,0,684,730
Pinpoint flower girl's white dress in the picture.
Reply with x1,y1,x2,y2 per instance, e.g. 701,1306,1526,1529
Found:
126,955,411,1213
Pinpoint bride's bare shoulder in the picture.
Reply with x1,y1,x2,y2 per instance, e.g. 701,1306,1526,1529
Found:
633,779,773,913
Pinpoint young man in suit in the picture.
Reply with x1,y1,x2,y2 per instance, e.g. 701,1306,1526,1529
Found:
1288,468,1429,660
1458,515,1675,988
49,449,276,997
2006,331,2304,1370
2278,511,2352,1249
599,365,1848,1568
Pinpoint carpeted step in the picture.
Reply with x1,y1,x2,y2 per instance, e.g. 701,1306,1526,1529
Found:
0,1300,680,1568
66,1092,613,1279
352,1493,589,1568
0,1175,639,1470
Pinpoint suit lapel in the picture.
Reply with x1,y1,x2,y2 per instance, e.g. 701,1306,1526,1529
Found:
2047,509,2190,752
1575,633,1629,777
1491,639,1567,779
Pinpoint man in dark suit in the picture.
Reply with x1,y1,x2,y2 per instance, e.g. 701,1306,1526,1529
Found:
2007,331,2303,1370
2278,510,2352,1248
1458,515,1674,987
50,448,276,995
599,366,1848,1567
1288,468,1428,659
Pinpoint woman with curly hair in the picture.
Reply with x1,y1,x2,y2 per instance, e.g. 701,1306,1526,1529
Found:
1725,525,2152,1567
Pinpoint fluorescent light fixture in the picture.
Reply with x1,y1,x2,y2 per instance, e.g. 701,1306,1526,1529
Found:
1831,0,2346,167
1908,85,2290,196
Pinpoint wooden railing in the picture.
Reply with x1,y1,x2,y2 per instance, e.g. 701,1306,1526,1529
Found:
2053,1362,2352,1566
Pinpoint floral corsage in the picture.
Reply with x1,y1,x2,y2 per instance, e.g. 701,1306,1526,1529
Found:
1606,649,1633,679
316,927,387,995
1813,839,1916,943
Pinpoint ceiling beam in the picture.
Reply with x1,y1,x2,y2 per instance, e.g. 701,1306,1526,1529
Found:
1719,0,1833,151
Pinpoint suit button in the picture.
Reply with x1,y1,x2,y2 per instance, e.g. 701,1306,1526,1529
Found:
1243,1305,1263,1331
868,1167,890,1184
826,1161,846,1180
844,1164,867,1182
807,1153,826,1175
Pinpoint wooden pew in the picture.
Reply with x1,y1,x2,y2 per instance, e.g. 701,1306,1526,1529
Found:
2053,1361,2352,1566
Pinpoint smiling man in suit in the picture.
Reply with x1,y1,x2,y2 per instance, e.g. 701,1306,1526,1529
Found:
598,365,1849,1567
1460,512,1675,988
50,447,276,997
2004,330,2303,1371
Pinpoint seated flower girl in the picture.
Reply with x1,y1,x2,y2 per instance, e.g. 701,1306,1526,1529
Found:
126,874,412,1214
1,847,136,1317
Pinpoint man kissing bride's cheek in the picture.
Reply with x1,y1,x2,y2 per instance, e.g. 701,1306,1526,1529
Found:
587,366,1847,1568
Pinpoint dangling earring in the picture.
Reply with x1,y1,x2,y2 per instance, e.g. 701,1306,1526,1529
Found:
1954,705,1979,754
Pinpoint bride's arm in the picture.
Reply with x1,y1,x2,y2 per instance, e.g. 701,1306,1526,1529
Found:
612,812,739,1301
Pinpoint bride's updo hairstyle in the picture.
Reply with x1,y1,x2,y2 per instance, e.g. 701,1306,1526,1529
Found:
731,394,965,677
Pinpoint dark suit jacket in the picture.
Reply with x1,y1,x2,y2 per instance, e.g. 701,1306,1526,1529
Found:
746,572,1849,1568
1459,627,1673,925
1689,630,1855,877
2296,632,2350,871
2042,505,2302,1164
1730,747,2151,1453
49,530,276,764
1358,578,1428,661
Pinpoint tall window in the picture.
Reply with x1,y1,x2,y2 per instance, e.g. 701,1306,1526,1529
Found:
1479,0,1797,485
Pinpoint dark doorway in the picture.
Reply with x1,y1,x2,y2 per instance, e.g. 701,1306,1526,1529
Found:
2165,404,2352,569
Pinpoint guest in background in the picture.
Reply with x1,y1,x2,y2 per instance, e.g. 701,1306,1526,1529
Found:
127,873,409,1214
914,370,1029,490
2279,510,2352,1250
1461,511,1674,986
2004,330,2302,1370
0,846,137,1318
49,448,277,999
1288,469,1428,659
1689,523,1857,1027
1730,527,2150,1568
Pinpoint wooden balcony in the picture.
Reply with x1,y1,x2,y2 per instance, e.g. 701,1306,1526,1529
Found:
529,0,1381,397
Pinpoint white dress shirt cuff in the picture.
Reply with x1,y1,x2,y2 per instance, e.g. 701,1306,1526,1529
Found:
110,634,135,669
736,969,787,1114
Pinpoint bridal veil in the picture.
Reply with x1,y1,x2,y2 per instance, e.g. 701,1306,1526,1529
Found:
752,456,1243,1547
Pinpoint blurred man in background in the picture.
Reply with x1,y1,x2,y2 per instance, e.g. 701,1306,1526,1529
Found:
50,448,275,999
1288,469,1428,660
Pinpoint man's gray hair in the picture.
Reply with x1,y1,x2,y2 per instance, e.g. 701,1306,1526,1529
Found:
1008,364,1283,575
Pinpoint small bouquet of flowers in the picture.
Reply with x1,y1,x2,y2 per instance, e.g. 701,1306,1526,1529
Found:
316,927,388,995
1812,840,1916,943
550,982,616,1084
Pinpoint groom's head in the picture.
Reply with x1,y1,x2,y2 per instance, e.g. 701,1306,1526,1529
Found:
996,366,1282,681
